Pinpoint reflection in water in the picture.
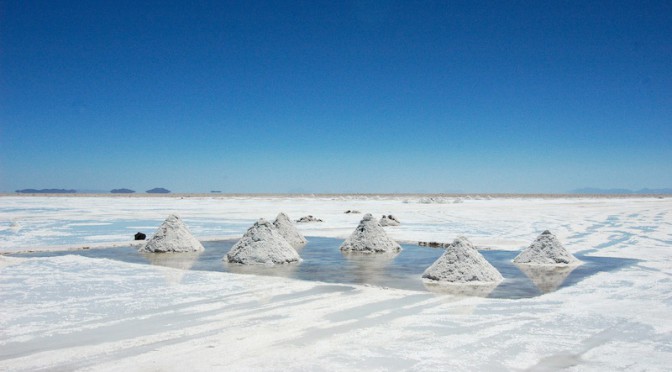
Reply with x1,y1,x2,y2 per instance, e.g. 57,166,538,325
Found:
141,251,202,285
514,263,580,293
341,251,399,287
223,260,300,279
423,281,499,298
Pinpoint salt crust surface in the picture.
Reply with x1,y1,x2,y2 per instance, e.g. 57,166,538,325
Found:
226,219,301,264
513,230,580,265
138,214,204,253
1,196,672,370
339,213,402,253
422,237,503,283
273,212,307,248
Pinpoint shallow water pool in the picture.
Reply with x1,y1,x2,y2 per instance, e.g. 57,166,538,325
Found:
12,237,637,298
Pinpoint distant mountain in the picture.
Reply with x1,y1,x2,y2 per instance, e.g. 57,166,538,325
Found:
15,188,76,194
111,188,135,194
146,187,171,194
572,187,672,194
637,188,672,194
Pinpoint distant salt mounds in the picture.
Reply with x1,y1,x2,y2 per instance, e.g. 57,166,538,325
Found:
226,219,301,265
139,215,204,253
418,197,449,204
340,214,402,254
273,212,307,248
422,237,503,283
295,215,323,223
513,230,579,265
379,214,400,226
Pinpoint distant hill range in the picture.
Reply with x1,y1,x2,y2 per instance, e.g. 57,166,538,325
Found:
572,187,672,194
146,187,171,194
15,188,76,194
111,188,135,194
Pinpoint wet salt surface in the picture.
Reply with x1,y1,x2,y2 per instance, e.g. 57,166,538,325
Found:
11,237,636,299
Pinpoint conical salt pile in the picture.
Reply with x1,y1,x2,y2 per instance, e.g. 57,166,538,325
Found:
513,230,579,265
422,237,503,283
339,214,402,253
273,212,307,248
139,215,204,253
226,219,301,264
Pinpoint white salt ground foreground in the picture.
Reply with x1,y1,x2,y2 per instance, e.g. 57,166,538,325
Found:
1,194,672,370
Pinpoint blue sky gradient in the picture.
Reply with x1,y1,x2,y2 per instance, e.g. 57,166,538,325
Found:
1,1,671,193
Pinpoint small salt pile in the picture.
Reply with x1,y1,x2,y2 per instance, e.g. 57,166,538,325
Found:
226,219,301,264
422,237,503,283
295,215,323,223
273,212,307,248
339,214,402,253
513,230,579,265
379,214,400,226
139,215,204,253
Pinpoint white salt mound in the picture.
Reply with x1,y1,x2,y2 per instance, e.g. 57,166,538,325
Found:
422,237,503,283
339,214,402,253
273,212,307,248
379,214,400,226
226,219,301,265
139,215,204,253
513,230,580,265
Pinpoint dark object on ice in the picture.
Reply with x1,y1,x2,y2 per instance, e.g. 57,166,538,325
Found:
146,187,171,194
211,190,222,193
111,188,135,194
134,232,147,240
15,188,76,194
344,210,361,214
295,215,323,223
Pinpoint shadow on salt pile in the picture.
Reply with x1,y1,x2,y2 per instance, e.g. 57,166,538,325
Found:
10,237,638,299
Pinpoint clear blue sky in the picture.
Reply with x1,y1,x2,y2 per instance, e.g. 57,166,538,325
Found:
1,1,670,193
